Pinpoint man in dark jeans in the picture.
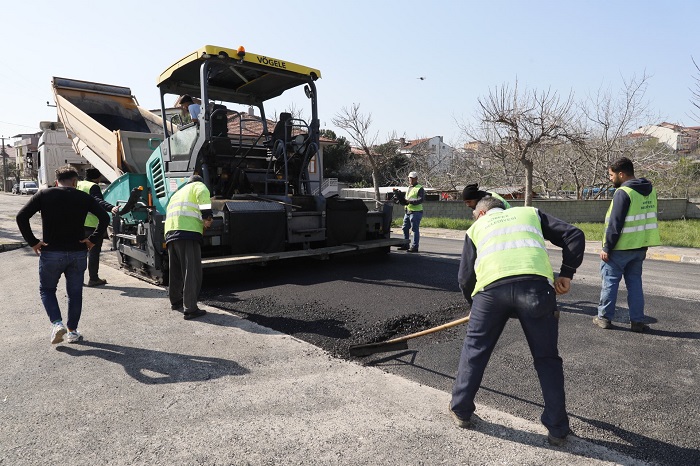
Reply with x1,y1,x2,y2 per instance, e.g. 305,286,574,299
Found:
449,196,585,446
16,165,110,344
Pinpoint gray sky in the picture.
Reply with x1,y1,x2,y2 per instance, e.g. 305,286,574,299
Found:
1,0,698,147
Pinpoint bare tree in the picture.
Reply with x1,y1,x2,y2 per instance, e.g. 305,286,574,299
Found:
691,56,700,121
575,73,655,198
332,104,385,206
465,81,582,205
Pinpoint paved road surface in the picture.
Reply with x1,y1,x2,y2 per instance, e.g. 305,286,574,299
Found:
2,192,698,465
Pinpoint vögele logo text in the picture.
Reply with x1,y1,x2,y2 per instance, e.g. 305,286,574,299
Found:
256,56,287,69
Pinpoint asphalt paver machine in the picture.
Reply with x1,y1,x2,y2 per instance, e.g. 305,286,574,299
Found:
86,45,401,283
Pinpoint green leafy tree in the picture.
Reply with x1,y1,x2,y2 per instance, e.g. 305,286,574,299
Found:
320,129,352,179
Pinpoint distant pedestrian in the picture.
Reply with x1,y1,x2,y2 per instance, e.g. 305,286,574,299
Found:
16,165,110,344
77,168,119,287
449,197,585,447
594,157,660,332
398,171,424,253
461,183,512,210
164,175,213,320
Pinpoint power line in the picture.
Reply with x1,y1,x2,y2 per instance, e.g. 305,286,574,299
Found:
0,120,40,130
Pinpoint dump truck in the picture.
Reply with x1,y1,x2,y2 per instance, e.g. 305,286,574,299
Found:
52,45,402,284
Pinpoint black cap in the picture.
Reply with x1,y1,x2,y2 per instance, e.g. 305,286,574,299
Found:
86,168,101,180
462,183,487,201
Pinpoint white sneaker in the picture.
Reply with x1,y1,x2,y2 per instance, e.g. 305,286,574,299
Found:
51,322,67,344
66,330,83,343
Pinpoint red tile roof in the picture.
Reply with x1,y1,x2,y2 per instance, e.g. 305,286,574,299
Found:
224,112,334,144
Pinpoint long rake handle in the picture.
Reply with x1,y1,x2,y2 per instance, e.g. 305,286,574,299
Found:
382,315,470,343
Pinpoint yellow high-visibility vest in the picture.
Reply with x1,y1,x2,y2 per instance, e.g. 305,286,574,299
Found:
77,180,99,228
603,186,660,250
488,192,511,209
467,206,553,295
164,182,212,235
406,184,424,212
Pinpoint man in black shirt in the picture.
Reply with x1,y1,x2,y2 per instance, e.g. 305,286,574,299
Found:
16,165,110,344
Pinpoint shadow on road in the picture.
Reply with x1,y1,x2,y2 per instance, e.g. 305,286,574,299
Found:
560,300,699,339
367,351,698,465
56,340,248,384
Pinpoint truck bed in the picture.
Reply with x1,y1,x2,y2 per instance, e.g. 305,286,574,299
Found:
52,77,166,181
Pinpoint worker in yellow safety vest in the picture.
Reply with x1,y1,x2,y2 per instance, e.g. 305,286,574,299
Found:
396,171,425,253
449,196,585,447
594,157,660,333
461,183,512,210
164,175,213,320
76,168,119,287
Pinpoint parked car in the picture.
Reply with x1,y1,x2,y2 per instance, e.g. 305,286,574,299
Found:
19,180,38,195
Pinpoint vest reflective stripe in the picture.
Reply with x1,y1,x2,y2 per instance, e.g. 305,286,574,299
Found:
625,212,657,222
169,210,203,220
488,192,511,209
467,207,553,296
475,238,548,269
164,182,211,234
473,224,541,250
77,180,99,228
621,223,658,234
603,186,660,250
406,184,423,212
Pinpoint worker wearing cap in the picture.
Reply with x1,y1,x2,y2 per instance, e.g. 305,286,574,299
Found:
178,95,201,125
164,175,213,320
462,183,511,210
77,168,119,287
399,171,424,253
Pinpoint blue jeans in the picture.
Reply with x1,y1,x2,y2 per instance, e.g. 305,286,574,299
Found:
402,210,423,248
451,279,569,438
597,249,646,323
39,250,88,330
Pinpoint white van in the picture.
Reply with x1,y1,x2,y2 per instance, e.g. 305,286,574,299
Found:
19,180,39,195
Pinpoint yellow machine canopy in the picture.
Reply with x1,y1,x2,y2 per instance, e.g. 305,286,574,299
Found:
157,45,322,105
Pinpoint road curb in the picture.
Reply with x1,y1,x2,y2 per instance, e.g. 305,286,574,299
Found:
394,228,700,266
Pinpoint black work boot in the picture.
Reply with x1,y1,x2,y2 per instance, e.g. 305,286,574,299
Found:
630,321,650,333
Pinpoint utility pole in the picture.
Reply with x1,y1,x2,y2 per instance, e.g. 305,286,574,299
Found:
1,136,8,192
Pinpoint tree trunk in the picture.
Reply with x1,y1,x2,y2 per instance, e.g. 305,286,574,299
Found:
523,159,534,206
372,169,381,209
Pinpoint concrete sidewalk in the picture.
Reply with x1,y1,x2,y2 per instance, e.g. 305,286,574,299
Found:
0,247,648,465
